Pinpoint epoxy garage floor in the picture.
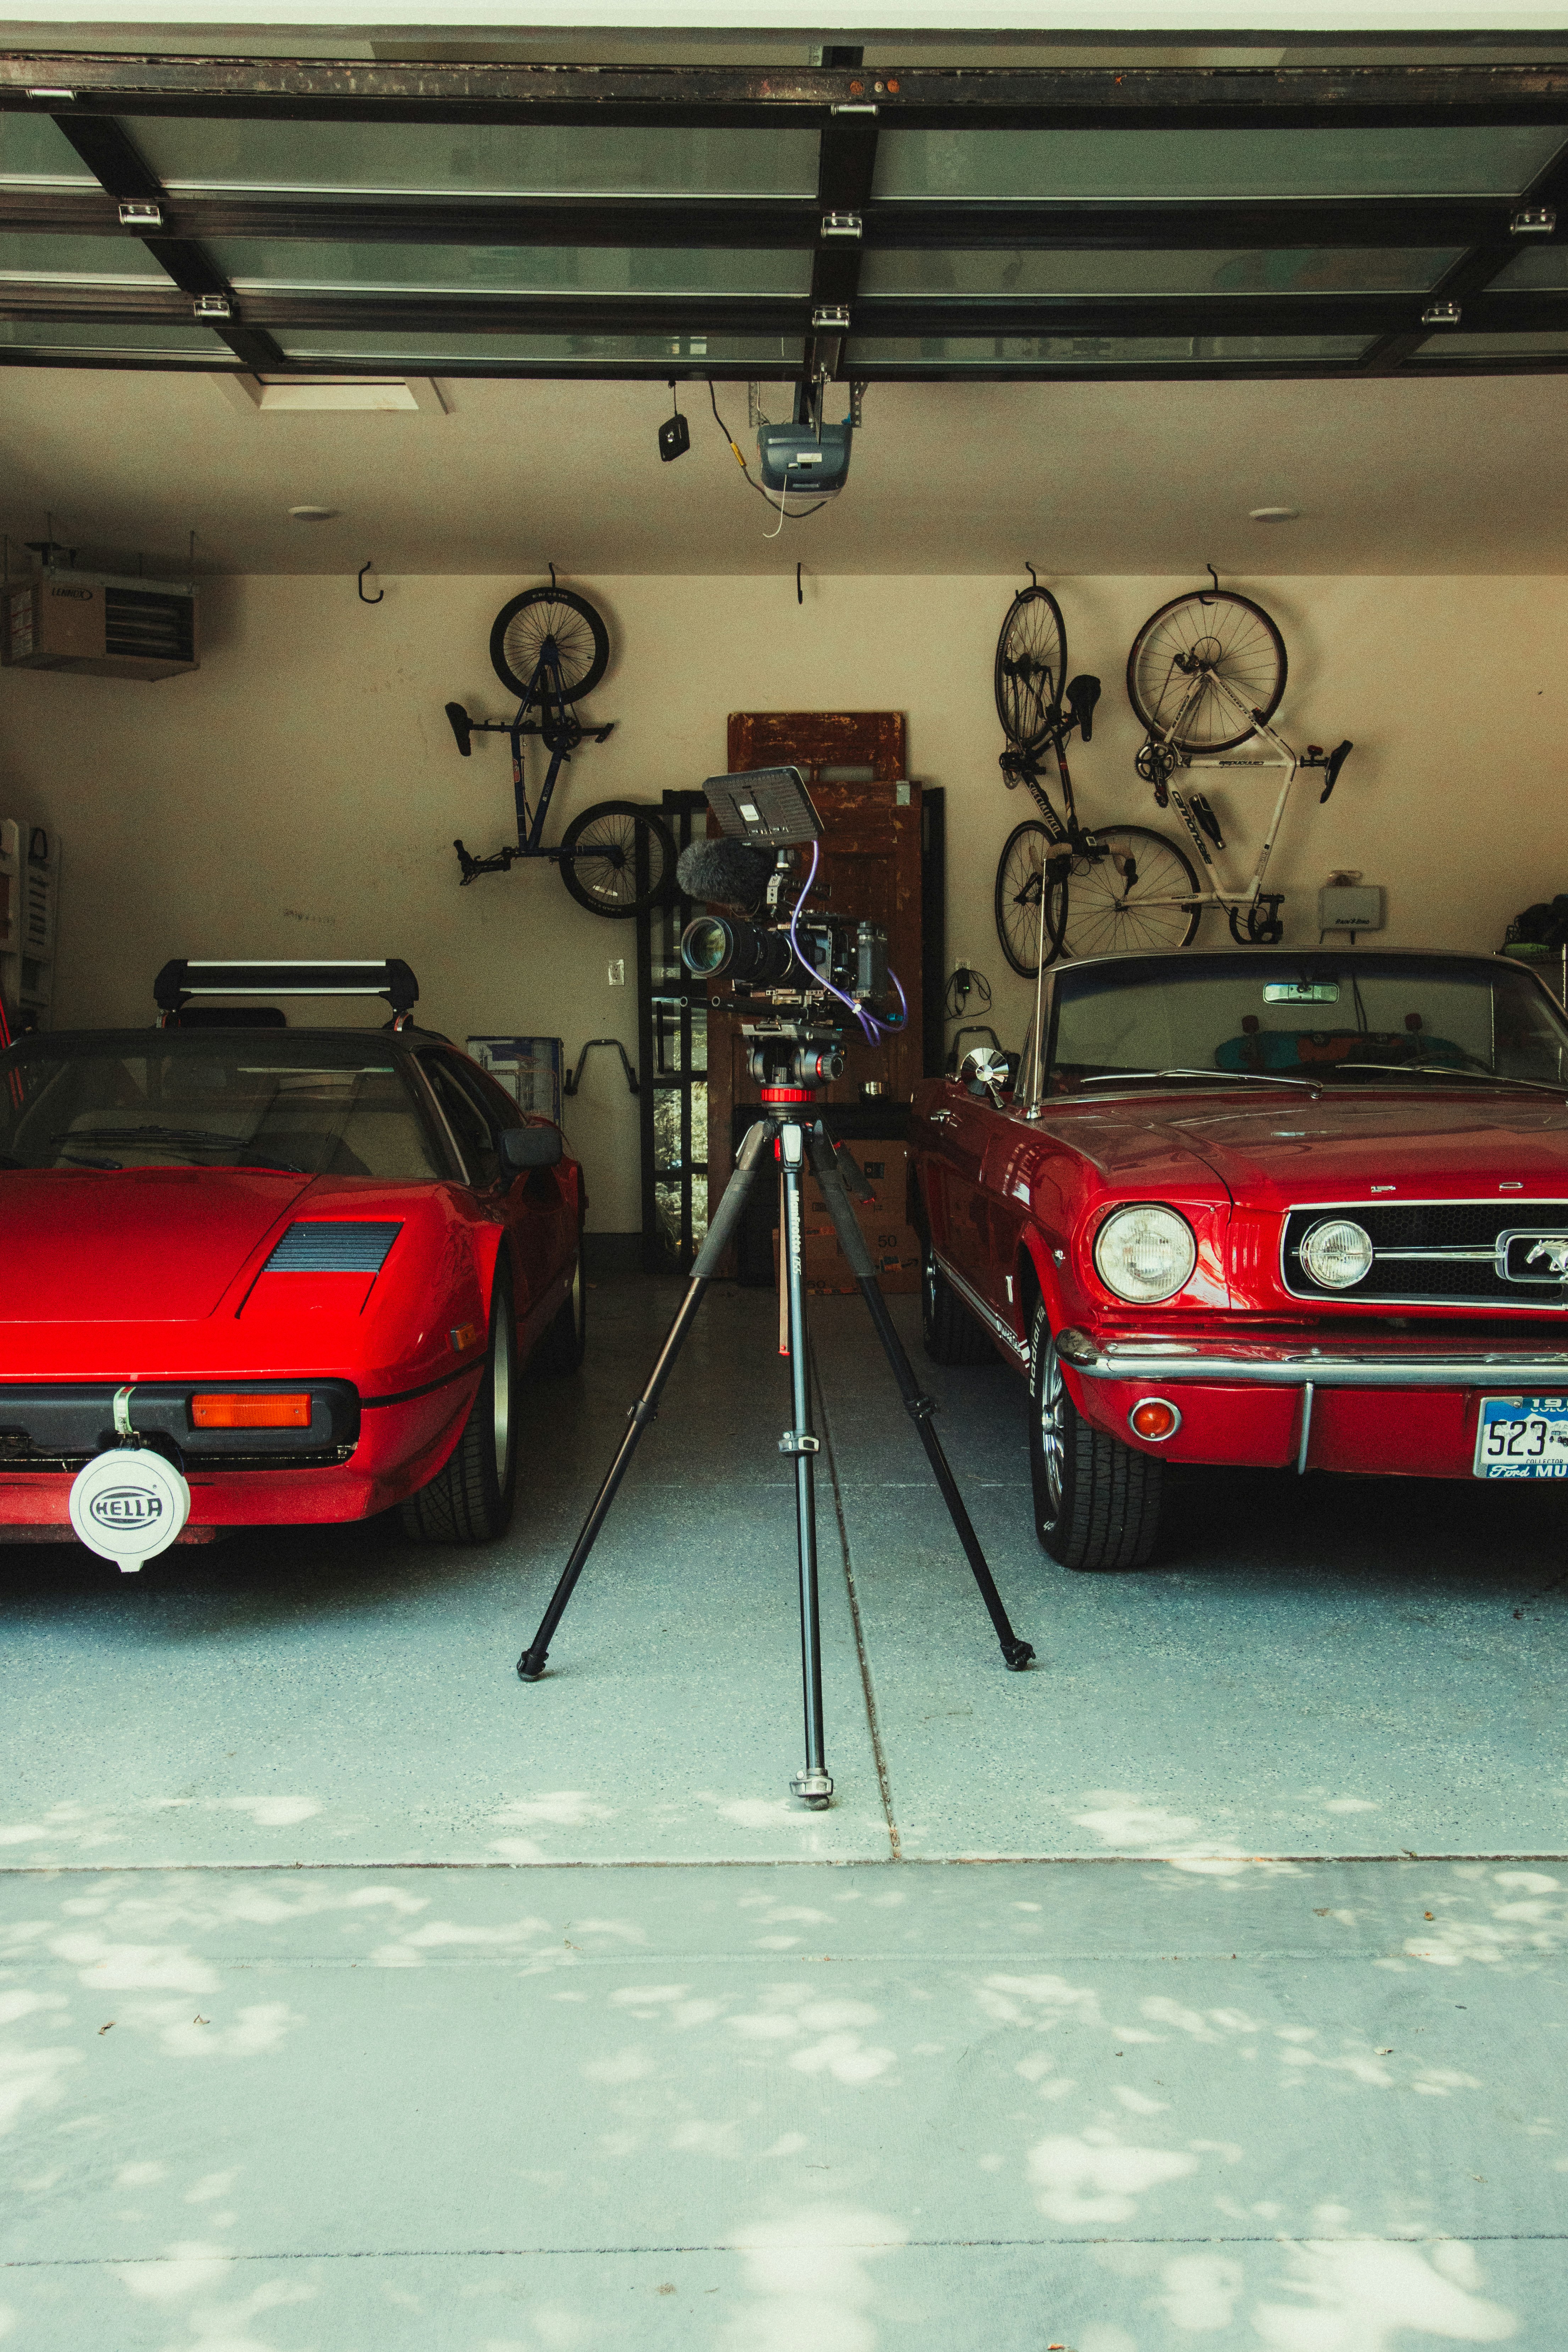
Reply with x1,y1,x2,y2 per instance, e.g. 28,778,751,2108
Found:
1,1274,1565,2349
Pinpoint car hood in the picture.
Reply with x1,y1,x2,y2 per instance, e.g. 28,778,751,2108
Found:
0,1168,312,1320
1142,1090,1568,1204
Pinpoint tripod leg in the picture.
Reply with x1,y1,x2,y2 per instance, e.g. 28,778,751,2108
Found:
517,1118,775,1681
808,1131,1035,1672
779,1122,833,1807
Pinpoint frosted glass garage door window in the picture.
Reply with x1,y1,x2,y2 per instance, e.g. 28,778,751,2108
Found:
860,248,1463,296
277,327,801,363
850,332,1372,366
125,118,819,197
208,239,812,295
0,113,97,184
873,124,1568,200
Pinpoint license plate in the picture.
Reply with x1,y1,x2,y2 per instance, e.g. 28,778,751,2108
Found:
1474,1394,1568,1478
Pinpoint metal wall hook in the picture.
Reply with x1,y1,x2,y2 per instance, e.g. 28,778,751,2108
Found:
1201,562,1219,602
1025,562,1038,587
563,1037,639,1097
549,562,557,591
357,560,384,605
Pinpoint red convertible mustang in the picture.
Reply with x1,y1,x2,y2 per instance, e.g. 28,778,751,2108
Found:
0,961,584,1568
914,949,1568,1570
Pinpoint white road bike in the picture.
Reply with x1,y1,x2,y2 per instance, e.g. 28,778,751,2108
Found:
1057,579,1351,955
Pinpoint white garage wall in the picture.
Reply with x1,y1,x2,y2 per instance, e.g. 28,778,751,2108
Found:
0,566,1561,1232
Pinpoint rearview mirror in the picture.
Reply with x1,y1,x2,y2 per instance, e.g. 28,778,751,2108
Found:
500,1123,563,1172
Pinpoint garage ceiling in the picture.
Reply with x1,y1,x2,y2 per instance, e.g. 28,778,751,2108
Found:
3,363,1566,574
7,41,1568,385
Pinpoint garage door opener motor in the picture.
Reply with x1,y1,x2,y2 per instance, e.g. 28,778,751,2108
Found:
68,1385,191,1573
516,768,1034,1809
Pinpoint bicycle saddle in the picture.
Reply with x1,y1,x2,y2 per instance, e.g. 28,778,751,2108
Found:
1319,739,1352,803
444,701,474,757
1066,673,1102,743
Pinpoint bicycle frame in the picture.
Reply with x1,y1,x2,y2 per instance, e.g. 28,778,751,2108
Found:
1133,663,1342,939
452,642,615,885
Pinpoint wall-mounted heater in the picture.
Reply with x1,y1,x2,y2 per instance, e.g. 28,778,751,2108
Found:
2,552,198,681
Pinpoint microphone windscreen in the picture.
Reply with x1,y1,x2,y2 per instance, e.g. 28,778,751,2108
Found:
676,835,775,910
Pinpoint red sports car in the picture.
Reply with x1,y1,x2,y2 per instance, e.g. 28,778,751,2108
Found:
914,948,1568,1570
0,961,584,1567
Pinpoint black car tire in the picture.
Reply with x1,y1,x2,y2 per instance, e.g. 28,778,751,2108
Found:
401,1268,518,1544
1028,1301,1163,1570
533,1247,587,1374
921,1234,993,1366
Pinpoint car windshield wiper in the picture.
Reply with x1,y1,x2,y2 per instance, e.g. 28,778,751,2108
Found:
52,1125,309,1172
1321,1062,1568,1096
1078,1068,1319,1093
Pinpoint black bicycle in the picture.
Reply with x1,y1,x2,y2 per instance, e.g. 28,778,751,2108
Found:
991,575,1196,976
447,578,675,917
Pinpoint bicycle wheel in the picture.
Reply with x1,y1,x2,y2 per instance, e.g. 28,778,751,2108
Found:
558,800,675,919
994,819,1068,978
1058,825,1202,958
490,585,609,704
1126,590,1285,754
995,584,1068,752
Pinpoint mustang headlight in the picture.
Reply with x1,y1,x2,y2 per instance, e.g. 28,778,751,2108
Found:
1300,1216,1373,1290
1093,1205,1197,1304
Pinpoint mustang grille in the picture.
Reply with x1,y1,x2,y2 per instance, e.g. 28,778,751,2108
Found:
1284,1202,1568,1306
263,1221,401,1273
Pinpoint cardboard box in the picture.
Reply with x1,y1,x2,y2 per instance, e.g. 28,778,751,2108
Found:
773,1219,922,1296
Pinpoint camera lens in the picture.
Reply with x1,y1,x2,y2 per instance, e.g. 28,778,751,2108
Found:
680,917,796,987
681,917,736,977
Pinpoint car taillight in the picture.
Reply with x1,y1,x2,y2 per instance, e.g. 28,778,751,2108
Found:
191,1393,311,1429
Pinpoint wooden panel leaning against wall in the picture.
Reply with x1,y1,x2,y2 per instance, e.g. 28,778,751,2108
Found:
705,712,924,1279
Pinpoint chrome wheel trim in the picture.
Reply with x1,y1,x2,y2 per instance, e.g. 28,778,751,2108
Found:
1037,1335,1065,1517
491,1290,513,1487
922,1241,939,1336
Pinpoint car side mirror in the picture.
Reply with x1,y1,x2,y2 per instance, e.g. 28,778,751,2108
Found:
960,1047,1012,1104
500,1123,563,1172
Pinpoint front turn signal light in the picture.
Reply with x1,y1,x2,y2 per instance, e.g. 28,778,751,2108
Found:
1129,1397,1182,1442
191,1392,311,1429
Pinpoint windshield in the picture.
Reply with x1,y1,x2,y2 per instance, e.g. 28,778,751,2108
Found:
0,1032,448,1177
1044,955,1568,1094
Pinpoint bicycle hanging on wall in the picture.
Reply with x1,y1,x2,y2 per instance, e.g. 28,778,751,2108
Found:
1113,571,1353,950
990,571,1195,976
446,574,675,918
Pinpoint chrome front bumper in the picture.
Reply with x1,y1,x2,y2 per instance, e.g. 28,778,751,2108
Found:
1056,1329,1568,1390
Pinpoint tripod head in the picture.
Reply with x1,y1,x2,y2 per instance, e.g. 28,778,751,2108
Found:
745,1018,847,1100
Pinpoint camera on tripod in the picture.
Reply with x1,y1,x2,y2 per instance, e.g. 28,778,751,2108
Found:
674,768,901,1093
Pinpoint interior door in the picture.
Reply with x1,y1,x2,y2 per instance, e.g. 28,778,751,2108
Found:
705,712,923,1218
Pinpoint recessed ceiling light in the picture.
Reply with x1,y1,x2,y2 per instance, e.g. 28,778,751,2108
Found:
288,505,339,521
1249,505,1300,523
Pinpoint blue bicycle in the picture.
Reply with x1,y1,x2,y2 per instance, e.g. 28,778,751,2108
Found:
448,580,675,918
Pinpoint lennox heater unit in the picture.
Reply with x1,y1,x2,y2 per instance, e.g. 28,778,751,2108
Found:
3,564,198,681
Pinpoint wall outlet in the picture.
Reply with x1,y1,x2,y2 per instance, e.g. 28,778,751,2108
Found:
607,958,625,986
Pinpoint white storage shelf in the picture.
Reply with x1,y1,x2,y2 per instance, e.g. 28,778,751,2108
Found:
0,820,60,1030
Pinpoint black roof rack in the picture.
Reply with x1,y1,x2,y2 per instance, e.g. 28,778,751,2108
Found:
154,958,419,1020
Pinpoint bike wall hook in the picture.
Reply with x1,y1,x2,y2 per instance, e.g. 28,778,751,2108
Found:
1201,562,1219,602
358,560,383,605
549,562,557,591
1025,562,1038,588
563,1038,639,1097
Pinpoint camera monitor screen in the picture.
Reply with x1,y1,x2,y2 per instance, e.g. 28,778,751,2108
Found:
703,766,823,847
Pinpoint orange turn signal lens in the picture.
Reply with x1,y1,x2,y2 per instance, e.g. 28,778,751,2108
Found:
1129,1397,1181,1443
191,1392,311,1429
